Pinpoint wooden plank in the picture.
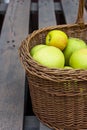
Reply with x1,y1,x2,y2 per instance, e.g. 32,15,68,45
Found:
40,122,53,130
31,2,62,12
61,0,87,24
38,0,57,28
24,116,40,130
0,2,61,13
61,0,79,24
38,0,57,129
0,0,31,129
0,2,62,15
0,3,8,14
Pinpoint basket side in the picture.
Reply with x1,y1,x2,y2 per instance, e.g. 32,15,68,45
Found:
27,72,87,129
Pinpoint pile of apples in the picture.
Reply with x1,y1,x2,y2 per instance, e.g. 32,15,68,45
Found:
30,30,87,69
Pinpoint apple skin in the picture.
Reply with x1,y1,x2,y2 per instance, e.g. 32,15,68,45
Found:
63,37,87,66
32,46,65,68
46,30,68,51
30,44,46,56
69,48,87,69
64,66,73,69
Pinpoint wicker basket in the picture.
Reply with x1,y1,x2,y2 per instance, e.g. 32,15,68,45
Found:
19,0,87,129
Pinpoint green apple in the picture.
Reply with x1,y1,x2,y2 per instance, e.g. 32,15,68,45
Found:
33,46,65,68
46,30,68,51
69,48,87,69
30,44,46,56
63,37,87,65
64,66,73,69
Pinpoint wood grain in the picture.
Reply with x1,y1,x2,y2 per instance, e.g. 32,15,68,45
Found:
61,0,87,24
38,0,57,28
0,0,31,129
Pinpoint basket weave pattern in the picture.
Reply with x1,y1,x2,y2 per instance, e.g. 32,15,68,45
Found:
19,0,87,129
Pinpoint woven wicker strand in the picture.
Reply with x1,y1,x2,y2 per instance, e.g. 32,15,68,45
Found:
19,0,87,129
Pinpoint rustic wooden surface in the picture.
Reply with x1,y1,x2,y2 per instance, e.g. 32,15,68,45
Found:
61,0,87,24
0,0,31,129
38,0,56,28
0,3,8,14
0,0,87,130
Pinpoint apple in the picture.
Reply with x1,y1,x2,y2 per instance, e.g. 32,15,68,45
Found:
32,46,65,68
30,44,46,56
69,48,87,69
46,30,68,51
64,66,73,69
63,37,87,65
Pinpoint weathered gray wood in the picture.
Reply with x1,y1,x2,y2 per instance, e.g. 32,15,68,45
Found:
31,2,62,12
0,3,8,14
0,0,31,129
61,0,79,24
61,0,87,24
40,122,53,130
39,0,57,28
24,116,40,130
0,2,62,14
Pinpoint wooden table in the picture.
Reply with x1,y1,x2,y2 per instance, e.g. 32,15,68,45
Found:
0,0,87,130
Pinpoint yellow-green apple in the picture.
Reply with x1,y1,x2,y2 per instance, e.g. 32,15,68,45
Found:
63,37,87,65
64,66,73,69
69,48,87,69
32,46,65,68
30,44,46,56
46,30,68,50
